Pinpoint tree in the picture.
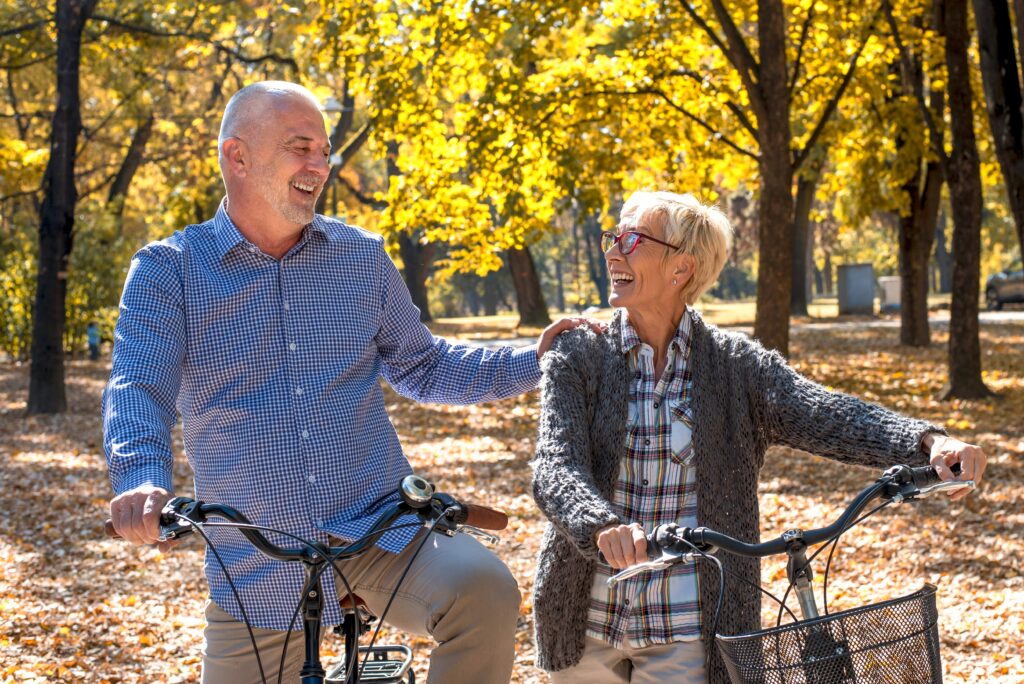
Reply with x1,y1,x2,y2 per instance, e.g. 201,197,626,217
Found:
886,0,992,397
28,0,100,413
972,0,1024,259
5,1,305,412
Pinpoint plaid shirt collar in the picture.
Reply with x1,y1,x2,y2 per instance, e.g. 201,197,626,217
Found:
621,308,694,360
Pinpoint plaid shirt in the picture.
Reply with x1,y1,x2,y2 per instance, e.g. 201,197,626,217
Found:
586,310,701,647
103,202,540,630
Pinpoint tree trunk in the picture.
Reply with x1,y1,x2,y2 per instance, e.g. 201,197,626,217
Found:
107,113,154,213
383,140,432,322
899,161,942,346
753,0,795,355
397,233,434,322
790,170,818,316
29,0,98,414
482,272,499,316
554,257,565,313
823,252,834,294
583,212,609,308
974,0,1024,257
315,81,372,216
940,0,991,398
507,244,551,327
934,213,953,293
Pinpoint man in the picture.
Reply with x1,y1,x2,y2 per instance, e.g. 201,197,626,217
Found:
104,80,589,684
87,321,100,360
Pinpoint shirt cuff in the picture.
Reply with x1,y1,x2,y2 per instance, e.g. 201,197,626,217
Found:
114,465,174,496
511,344,543,390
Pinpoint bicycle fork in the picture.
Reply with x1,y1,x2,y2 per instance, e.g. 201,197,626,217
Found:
300,561,328,684
783,530,855,683
782,529,819,620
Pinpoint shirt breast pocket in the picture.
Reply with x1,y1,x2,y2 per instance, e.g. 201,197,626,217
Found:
669,404,694,466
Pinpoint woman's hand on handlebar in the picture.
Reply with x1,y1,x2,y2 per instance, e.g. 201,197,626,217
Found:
923,433,987,500
108,485,175,551
595,522,647,569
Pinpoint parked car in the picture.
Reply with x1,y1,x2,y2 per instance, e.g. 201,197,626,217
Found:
985,260,1024,310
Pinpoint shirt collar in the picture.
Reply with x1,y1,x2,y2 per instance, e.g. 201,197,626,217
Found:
212,198,329,260
620,308,694,359
211,199,246,259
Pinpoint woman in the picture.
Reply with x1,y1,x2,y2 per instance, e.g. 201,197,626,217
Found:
530,191,986,683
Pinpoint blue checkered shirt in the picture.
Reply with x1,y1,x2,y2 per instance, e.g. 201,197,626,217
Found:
103,202,541,630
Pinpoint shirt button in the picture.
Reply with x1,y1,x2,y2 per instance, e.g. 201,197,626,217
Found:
289,342,297,351
307,474,316,484
284,301,291,310
642,479,649,485
301,430,310,439
295,387,303,395
644,438,651,446
653,402,660,409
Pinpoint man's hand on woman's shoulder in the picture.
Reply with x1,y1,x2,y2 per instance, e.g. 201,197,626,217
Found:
536,317,606,359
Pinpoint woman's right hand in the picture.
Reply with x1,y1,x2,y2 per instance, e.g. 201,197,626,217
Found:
595,522,647,569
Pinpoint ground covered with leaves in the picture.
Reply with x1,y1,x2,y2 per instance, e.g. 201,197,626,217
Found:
1,317,1021,682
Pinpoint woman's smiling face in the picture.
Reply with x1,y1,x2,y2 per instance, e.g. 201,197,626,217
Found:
605,211,682,316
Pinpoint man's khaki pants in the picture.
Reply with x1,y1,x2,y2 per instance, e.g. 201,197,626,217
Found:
201,530,520,684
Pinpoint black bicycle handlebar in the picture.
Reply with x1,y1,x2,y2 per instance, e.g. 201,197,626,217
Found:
649,463,967,560
104,475,509,560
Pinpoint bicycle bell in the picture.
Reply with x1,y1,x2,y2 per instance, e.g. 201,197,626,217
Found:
400,474,435,508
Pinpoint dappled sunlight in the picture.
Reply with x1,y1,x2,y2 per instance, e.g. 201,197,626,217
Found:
1,321,1021,681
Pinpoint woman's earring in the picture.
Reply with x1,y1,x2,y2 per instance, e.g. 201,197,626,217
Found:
672,279,678,285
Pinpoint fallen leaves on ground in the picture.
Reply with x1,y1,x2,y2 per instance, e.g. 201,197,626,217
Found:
0,320,1021,682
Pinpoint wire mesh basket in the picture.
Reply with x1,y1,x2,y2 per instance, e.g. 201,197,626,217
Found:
715,584,943,683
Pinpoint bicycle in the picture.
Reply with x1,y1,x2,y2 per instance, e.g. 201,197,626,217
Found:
607,463,975,684
105,475,509,684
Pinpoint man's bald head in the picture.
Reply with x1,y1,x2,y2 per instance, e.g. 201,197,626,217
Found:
218,81,322,164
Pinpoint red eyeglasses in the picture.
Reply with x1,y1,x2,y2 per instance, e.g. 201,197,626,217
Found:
600,230,683,255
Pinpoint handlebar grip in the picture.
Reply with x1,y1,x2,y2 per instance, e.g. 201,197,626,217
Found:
104,519,121,539
910,461,962,488
909,465,942,488
460,503,508,530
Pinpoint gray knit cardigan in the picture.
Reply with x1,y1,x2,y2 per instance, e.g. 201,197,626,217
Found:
531,309,939,682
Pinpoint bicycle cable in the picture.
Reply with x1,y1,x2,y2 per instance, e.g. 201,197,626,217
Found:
818,498,894,616
181,518,361,684
170,516,269,684
171,516,422,684
356,515,448,684
770,495,894,627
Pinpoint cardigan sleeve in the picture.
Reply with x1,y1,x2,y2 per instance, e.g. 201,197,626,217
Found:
749,342,944,467
531,330,620,559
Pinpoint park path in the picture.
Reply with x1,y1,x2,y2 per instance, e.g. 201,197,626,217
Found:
464,309,1024,348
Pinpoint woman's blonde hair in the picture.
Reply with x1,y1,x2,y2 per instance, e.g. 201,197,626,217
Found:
620,191,734,305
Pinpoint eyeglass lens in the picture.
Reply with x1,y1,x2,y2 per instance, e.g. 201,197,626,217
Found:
601,231,641,255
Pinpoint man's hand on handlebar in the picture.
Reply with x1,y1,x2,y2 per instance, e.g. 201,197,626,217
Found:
922,433,987,501
595,522,647,569
109,485,176,551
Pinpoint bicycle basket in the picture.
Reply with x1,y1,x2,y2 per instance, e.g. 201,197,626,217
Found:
715,584,942,684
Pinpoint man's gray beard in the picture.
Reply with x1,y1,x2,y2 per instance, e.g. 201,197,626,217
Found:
253,171,317,225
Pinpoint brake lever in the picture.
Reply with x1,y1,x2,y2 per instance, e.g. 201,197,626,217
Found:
606,548,696,586
457,525,500,545
157,497,204,542
913,479,975,500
